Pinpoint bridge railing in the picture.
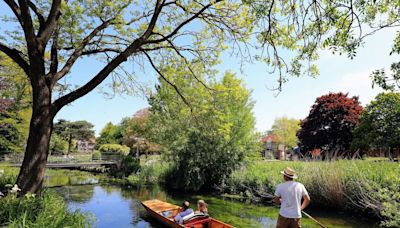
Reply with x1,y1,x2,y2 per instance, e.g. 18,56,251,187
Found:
0,152,123,164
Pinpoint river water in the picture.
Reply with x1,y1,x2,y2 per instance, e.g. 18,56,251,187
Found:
47,170,378,228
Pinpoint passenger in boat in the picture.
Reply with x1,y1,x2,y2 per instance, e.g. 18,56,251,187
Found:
195,199,208,215
274,167,310,228
174,201,194,224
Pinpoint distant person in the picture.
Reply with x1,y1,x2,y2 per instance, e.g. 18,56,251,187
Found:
174,201,194,224
195,199,208,214
274,167,310,228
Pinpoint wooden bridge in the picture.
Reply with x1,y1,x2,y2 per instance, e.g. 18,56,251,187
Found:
2,153,120,170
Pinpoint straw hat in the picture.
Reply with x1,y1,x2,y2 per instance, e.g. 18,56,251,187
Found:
280,167,298,179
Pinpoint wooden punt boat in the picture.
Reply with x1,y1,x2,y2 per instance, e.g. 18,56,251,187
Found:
141,199,233,228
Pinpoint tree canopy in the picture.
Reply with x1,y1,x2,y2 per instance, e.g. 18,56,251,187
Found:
297,92,363,158
148,68,259,191
271,117,300,150
352,92,400,157
53,119,95,154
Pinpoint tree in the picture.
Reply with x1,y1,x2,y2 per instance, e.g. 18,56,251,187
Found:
297,92,363,158
271,117,300,150
53,119,95,154
352,93,400,158
148,69,259,191
1,0,399,194
96,122,123,146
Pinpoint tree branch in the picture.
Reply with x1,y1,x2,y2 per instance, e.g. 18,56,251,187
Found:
0,42,30,76
3,0,22,24
141,49,192,111
53,18,115,82
146,0,221,44
37,0,62,45
17,0,36,53
51,0,176,111
27,1,45,27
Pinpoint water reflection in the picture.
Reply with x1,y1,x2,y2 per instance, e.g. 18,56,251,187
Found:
55,184,377,228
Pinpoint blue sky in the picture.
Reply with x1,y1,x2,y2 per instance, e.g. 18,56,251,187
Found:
55,27,396,135
0,2,397,135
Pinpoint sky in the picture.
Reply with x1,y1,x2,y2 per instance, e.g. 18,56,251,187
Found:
55,26,395,135
0,2,397,135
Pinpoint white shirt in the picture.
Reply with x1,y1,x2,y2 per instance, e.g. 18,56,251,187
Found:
274,181,309,218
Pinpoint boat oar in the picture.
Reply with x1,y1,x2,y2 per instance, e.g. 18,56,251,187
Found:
302,211,327,228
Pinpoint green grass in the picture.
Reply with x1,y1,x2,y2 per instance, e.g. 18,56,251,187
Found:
224,160,400,227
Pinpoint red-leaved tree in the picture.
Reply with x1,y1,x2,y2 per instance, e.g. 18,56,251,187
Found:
297,92,363,158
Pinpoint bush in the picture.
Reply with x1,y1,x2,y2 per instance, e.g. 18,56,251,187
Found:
92,150,101,160
120,155,140,177
127,162,170,186
99,144,129,156
0,191,91,227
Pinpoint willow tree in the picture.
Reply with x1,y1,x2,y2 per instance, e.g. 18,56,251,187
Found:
1,0,399,194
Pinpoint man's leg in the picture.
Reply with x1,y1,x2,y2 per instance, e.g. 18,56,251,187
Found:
289,218,301,228
276,214,291,228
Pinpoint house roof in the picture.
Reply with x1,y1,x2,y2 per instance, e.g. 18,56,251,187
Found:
261,134,277,143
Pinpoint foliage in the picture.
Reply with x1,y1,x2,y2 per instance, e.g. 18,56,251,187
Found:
49,134,68,155
119,156,140,177
0,53,31,154
99,143,130,156
96,122,123,147
53,119,95,154
2,0,400,194
271,117,300,149
0,191,91,227
352,93,400,155
148,69,259,191
92,150,101,160
297,92,363,157
224,160,400,227
371,31,400,91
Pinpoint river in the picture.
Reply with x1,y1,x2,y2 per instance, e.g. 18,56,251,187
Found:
46,170,378,228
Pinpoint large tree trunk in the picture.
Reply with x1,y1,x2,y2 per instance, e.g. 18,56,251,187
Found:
16,78,54,195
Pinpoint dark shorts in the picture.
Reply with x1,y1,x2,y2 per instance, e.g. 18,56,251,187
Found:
276,214,301,228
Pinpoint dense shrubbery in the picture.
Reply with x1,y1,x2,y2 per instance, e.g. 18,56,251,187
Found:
148,72,259,191
127,162,169,186
92,150,101,160
0,192,91,227
120,156,140,177
0,166,91,227
99,143,129,155
223,160,400,227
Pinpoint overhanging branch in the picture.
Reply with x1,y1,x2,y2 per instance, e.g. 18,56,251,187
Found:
0,42,30,76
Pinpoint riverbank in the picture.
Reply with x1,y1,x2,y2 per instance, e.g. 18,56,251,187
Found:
0,165,92,227
125,158,399,227
223,160,400,227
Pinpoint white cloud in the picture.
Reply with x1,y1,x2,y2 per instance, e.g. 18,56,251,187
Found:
332,70,383,106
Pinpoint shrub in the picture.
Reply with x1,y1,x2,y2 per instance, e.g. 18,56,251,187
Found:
92,150,101,160
99,144,129,156
0,191,91,227
120,155,140,177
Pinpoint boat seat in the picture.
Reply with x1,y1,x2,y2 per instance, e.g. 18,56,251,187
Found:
183,213,209,224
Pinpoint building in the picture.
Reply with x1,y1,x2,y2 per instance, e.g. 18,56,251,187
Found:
261,134,288,160
76,138,96,153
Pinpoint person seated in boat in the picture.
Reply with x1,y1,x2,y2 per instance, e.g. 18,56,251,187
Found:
195,199,208,215
174,201,194,224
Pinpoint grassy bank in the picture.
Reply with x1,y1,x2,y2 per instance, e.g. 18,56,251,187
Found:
223,160,399,227
0,165,92,227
